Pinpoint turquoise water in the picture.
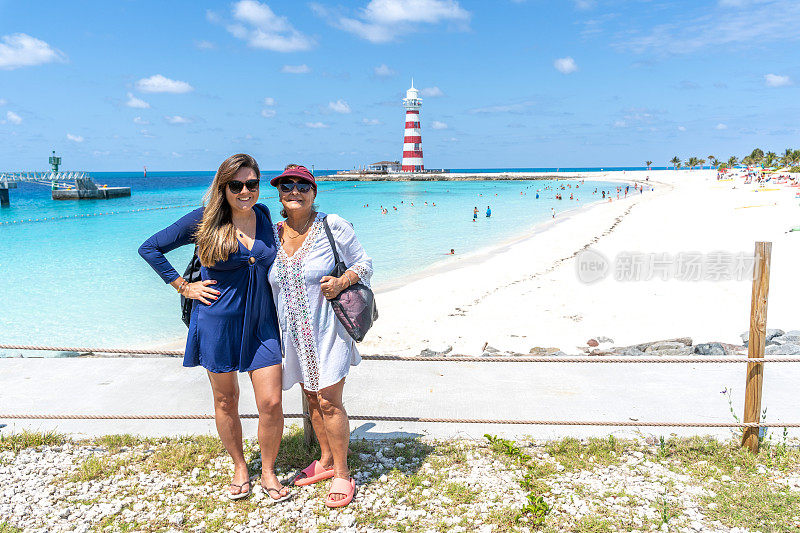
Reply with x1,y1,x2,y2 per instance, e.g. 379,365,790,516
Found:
0,172,627,350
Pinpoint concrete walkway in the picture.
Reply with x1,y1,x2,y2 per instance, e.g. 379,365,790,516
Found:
1,358,798,441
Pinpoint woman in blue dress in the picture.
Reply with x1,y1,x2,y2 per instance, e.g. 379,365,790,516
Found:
138,153,290,502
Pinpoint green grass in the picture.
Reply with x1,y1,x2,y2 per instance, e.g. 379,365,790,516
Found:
0,523,22,533
93,434,149,453
0,429,65,453
67,454,129,482
146,435,224,473
544,435,624,472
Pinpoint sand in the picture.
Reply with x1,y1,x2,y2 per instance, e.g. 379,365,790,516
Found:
362,169,799,356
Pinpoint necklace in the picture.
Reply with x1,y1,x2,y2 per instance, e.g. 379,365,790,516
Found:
282,212,315,240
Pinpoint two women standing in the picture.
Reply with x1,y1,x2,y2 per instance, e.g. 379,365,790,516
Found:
139,155,371,508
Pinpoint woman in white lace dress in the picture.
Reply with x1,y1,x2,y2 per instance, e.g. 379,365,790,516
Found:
267,164,372,508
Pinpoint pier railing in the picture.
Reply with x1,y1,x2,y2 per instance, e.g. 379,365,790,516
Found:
0,242,791,454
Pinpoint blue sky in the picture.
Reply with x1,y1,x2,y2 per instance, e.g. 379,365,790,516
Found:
0,0,798,171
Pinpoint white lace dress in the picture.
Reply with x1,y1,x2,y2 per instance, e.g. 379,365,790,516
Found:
268,213,373,392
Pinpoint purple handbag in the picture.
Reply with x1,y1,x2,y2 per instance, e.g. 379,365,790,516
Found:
322,217,378,342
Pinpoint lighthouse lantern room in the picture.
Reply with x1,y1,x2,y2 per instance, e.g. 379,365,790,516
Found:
401,80,423,172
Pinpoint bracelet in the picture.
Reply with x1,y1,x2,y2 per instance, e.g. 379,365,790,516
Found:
177,280,188,294
344,271,356,287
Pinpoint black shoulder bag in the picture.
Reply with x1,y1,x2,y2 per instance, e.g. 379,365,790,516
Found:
322,216,378,342
180,247,201,327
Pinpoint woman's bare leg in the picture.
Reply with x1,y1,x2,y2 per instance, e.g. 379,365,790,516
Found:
207,370,249,496
250,364,289,498
317,379,350,502
302,385,334,469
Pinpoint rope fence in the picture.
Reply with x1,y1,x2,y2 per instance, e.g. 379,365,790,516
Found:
1,344,799,364
0,413,797,428
0,242,794,453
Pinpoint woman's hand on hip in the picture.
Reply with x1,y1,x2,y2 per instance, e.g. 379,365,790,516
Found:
320,276,347,300
185,280,220,305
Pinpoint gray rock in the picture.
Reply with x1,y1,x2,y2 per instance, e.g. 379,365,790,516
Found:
742,329,784,346
693,343,726,356
612,347,646,357
419,345,452,357
648,348,693,356
483,345,500,353
644,341,685,352
528,347,562,355
765,344,800,355
596,336,614,343
774,334,800,345
635,337,692,351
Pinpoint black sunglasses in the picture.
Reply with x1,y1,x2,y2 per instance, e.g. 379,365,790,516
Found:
279,181,313,193
226,179,260,194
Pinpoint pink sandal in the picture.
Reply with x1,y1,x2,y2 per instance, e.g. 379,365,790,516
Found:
293,460,335,486
325,477,356,508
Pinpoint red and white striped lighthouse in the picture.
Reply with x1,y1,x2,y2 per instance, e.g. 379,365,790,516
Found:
401,80,423,172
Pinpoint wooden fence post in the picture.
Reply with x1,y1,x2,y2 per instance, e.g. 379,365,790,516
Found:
742,241,771,453
301,391,317,449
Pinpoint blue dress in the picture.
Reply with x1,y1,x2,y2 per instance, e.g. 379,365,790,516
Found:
138,204,281,373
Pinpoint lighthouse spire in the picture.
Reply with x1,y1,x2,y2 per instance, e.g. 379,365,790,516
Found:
401,80,423,173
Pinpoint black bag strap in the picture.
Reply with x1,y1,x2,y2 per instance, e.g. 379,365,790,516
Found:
321,216,342,265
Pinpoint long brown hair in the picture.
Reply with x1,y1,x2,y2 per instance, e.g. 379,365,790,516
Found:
195,153,260,266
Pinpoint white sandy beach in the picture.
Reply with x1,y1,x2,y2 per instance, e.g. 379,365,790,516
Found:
363,169,799,356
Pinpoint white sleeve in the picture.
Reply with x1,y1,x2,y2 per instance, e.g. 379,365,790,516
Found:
328,214,373,287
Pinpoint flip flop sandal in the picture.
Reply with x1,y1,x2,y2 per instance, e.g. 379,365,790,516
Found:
262,485,293,504
325,477,356,508
293,460,335,486
228,480,251,500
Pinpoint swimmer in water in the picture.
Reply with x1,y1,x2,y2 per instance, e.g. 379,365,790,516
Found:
473,206,478,221
486,206,491,217
446,248,455,255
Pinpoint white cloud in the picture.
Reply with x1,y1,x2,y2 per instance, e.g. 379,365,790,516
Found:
764,73,791,87
420,86,443,97
0,33,66,70
613,120,626,128
261,108,276,118
617,0,800,55
6,111,22,124
263,97,276,106
0,98,6,106
554,56,578,74
678,125,687,131
126,92,150,109
66,133,84,143
222,0,314,52
431,120,448,129
165,115,191,124
715,123,728,130
281,64,310,74
312,0,471,43
374,64,396,77
470,101,535,114
172,152,182,158
195,40,216,50
133,116,149,125
328,99,351,113
139,129,154,138
305,121,328,128
362,118,381,125
574,0,596,9
136,75,194,94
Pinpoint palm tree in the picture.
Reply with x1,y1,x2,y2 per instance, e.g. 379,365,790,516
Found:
698,158,706,169
728,156,739,168
708,156,719,168
687,157,699,169
780,148,794,167
645,160,653,170
749,148,764,166
764,151,777,168
670,156,681,170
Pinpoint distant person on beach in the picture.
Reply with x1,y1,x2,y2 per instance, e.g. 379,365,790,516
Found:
270,164,372,509
138,154,290,503
473,206,478,221
551,207,555,218
486,206,491,217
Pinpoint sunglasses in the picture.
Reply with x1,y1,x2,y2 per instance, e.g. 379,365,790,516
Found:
279,181,313,193
226,179,260,194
